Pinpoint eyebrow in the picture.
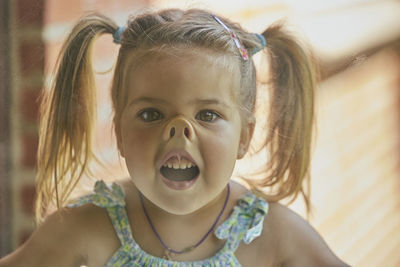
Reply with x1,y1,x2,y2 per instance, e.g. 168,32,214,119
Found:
129,97,168,107
129,97,232,108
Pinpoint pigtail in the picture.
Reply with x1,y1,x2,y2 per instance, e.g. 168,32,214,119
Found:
249,23,317,212
35,13,118,223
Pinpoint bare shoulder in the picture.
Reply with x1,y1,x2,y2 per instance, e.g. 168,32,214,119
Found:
263,202,350,267
0,205,90,267
0,203,118,267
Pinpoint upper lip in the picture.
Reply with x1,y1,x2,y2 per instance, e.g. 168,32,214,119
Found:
159,150,198,169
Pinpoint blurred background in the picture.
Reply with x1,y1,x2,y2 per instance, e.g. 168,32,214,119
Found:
0,0,399,266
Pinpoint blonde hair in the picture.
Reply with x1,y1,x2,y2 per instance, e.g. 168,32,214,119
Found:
35,8,316,223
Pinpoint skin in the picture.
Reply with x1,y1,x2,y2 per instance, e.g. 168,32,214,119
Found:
0,49,350,267
117,50,252,216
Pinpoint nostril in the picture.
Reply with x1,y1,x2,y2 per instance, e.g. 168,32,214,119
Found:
184,127,189,138
170,127,175,137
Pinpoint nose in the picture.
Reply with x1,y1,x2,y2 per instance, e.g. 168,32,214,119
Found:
163,116,194,141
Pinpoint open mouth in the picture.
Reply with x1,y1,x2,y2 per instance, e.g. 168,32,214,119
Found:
160,165,200,182
160,151,200,187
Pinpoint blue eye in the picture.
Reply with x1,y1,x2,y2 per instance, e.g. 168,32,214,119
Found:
137,109,163,122
196,110,221,122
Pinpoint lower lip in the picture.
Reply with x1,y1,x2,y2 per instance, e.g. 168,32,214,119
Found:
160,173,199,190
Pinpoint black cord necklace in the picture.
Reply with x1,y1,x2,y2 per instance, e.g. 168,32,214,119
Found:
138,184,230,260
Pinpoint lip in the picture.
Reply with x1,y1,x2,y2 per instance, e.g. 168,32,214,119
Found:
159,150,198,169
160,172,199,190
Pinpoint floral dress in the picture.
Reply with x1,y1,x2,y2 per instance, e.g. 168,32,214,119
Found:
68,180,269,267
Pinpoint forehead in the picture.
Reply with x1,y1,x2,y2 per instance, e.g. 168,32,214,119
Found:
125,49,241,105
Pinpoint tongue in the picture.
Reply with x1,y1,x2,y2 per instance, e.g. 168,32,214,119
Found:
160,166,199,181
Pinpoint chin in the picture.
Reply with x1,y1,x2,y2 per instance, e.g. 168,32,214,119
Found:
163,205,198,215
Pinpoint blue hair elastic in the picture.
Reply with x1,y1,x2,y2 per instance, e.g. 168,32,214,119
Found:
113,26,125,44
251,33,267,55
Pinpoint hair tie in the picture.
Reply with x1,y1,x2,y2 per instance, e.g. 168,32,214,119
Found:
113,26,125,44
212,15,249,61
251,33,267,55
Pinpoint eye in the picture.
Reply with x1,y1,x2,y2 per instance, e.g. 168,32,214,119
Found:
196,110,221,122
137,108,163,122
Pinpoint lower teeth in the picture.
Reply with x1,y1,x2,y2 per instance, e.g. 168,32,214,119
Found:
160,166,199,182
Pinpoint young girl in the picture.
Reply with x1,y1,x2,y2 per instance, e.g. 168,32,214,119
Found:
0,8,349,267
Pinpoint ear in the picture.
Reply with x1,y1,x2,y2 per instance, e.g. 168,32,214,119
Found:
237,119,255,159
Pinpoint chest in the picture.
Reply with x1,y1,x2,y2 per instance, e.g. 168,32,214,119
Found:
85,220,278,267
84,181,277,266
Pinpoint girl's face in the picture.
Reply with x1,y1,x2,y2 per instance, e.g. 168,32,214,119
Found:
117,50,253,215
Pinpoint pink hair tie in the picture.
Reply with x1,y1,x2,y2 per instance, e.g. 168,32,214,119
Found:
212,15,249,61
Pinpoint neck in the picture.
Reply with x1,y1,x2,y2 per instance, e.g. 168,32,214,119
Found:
139,183,230,225
122,179,247,260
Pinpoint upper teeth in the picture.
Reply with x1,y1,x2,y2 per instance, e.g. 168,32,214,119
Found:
163,158,196,169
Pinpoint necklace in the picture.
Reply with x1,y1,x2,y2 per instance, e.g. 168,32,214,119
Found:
138,184,230,260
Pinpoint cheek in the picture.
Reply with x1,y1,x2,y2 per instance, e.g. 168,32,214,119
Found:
201,124,241,175
120,124,158,168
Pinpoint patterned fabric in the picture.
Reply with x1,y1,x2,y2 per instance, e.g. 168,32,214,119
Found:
68,180,269,267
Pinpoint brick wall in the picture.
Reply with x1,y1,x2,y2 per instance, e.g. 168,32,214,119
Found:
0,0,12,257
8,0,44,248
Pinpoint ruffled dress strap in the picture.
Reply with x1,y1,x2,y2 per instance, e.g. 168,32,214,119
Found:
67,180,134,246
215,192,269,252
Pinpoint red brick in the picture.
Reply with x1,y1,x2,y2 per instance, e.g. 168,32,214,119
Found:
19,40,44,76
21,134,38,168
17,0,44,25
20,184,36,215
19,89,40,122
